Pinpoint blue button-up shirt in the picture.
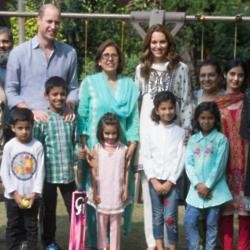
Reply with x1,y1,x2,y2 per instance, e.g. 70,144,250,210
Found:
5,36,78,110
185,129,232,208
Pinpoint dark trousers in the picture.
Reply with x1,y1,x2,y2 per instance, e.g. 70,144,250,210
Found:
5,198,39,250
41,181,76,245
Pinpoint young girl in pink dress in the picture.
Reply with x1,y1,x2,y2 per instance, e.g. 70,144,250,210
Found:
87,112,129,250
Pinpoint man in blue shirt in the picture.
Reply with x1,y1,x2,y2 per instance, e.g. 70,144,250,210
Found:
5,4,78,122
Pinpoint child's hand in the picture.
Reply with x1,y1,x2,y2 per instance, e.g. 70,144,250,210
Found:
93,192,101,205
161,181,173,195
28,192,37,208
121,189,128,202
151,179,163,194
12,191,23,208
196,183,210,198
86,154,97,169
78,148,86,159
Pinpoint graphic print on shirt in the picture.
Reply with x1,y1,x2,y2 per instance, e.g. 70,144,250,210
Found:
11,152,37,180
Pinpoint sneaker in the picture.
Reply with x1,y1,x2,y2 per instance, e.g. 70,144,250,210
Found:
45,242,61,250
19,241,28,250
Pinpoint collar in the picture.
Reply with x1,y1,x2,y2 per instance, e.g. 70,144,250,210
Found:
151,62,168,71
194,129,218,143
158,121,176,129
47,108,64,116
31,35,57,50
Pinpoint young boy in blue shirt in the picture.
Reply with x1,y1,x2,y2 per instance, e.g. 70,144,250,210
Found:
33,76,77,250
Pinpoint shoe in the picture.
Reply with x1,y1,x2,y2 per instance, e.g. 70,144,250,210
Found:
45,242,61,250
19,241,28,250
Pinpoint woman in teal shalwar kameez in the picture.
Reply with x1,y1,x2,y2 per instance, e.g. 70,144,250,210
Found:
77,40,139,248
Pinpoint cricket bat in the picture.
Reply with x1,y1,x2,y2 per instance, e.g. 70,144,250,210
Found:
69,190,87,250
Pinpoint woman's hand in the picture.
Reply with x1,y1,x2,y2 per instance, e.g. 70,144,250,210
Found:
184,129,191,145
125,142,137,166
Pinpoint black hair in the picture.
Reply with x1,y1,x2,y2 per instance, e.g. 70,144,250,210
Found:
96,112,121,145
193,102,221,133
224,58,248,92
10,107,34,125
151,91,177,123
45,76,68,95
0,26,13,43
199,58,222,75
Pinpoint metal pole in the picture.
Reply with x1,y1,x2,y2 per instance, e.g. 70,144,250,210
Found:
1,11,250,22
17,0,25,43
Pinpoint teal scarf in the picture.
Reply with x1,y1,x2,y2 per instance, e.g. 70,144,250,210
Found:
88,72,139,118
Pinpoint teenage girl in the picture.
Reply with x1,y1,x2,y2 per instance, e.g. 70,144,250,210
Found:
184,102,232,250
142,91,186,250
216,59,250,250
135,24,192,250
87,113,128,250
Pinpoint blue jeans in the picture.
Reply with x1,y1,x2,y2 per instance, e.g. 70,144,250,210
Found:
184,204,220,250
149,182,178,245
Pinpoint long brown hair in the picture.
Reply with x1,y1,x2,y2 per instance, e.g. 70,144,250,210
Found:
140,24,180,81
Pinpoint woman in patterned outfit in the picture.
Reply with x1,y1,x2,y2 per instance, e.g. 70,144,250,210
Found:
217,59,250,250
134,24,193,250
78,40,139,249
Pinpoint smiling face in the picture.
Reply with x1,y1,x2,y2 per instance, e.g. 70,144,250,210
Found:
198,110,215,135
103,124,118,145
156,100,176,125
37,5,60,43
98,46,119,75
11,120,33,143
45,86,67,113
150,31,168,63
225,65,245,93
199,65,221,94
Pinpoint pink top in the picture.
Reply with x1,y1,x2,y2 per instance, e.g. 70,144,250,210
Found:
95,143,127,214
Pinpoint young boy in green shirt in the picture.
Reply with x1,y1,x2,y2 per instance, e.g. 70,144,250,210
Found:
33,76,77,250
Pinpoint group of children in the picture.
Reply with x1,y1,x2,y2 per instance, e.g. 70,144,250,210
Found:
0,77,77,250
0,74,242,250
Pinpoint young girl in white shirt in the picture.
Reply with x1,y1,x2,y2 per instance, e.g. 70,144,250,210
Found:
142,91,185,250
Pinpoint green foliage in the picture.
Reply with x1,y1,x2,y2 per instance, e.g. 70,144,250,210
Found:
6,0,250,78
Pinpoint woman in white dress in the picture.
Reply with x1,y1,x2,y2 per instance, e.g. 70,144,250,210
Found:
135,24,193,250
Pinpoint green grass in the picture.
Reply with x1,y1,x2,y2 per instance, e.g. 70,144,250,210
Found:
0,195,187,249
0,194,237,250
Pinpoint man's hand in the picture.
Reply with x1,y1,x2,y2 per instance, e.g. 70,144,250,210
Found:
32,110,49,122
63,101,75,122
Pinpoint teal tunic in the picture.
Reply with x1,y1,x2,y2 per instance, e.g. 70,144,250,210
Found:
185,129,232,208
77,72,139,246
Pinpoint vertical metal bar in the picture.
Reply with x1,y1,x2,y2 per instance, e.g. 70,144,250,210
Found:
18,0,25,43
